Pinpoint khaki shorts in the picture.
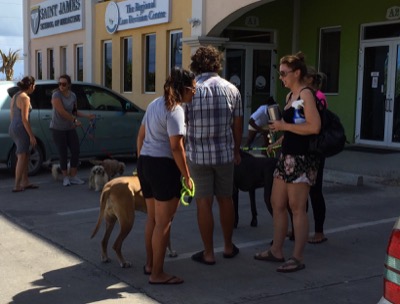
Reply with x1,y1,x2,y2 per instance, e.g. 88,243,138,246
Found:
188,160,234,198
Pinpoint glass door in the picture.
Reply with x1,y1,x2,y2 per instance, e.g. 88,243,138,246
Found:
356,41,400,147
225,47,275,136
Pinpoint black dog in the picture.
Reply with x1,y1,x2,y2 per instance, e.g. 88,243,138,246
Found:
233,150,277,228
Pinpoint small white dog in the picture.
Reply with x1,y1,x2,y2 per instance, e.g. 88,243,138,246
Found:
89,165,109,191
51,163,70,181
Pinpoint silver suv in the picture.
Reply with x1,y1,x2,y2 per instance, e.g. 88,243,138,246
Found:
0,80,145,175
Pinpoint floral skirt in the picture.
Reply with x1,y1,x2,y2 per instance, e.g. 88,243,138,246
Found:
273,153,320,186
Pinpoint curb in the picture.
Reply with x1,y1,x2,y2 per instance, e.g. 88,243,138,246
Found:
323,169,384,186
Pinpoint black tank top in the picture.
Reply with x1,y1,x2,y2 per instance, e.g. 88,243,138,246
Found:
281,89,312,155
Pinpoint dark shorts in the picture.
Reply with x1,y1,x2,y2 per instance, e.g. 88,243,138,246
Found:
137,155,181,201
273,153,320,186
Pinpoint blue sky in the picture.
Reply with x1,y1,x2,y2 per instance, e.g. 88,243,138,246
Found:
0,0,23,80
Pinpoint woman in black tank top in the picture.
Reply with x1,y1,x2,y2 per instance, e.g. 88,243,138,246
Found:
254,52,321,273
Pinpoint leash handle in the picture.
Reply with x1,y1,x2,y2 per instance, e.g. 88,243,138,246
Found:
180,177,195,206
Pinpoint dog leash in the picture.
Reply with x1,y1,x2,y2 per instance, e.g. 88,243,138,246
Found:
241,144,281,158
79,118,96,146
180,177,195,206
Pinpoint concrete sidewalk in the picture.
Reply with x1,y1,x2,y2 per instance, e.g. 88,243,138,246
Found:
324,146,400,186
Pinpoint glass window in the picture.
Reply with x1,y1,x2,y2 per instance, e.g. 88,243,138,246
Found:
363,23,400,40
123,37,133,92
60,47,67,75
319,27,341,94
170,31,182,71
36,51,42,80
76,45,83,81
103,41,112,89
145,34,156,92
48,49,54,79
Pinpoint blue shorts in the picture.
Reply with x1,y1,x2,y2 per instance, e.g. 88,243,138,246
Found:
137,155,181,201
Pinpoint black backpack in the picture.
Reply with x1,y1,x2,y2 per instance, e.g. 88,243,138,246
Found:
305,88,347,157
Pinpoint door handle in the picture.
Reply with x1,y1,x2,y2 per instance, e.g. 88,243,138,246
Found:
385,98,393,112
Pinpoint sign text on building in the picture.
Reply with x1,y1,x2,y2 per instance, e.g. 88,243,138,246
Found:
105,0,170,34
30,0,83,38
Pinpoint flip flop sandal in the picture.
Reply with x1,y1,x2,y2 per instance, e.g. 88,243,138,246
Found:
24,184,39,189
276,257,305,273
12,188,24,193
191,251,216,265
223,244,239,258
149,275,184,285
254,249,285,262
308,237,328,244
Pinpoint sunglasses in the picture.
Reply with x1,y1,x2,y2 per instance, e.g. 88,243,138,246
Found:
185,86,196,93
277,70,294,77
58,82,68,87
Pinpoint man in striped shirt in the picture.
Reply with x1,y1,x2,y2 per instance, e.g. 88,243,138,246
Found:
185,45,243,265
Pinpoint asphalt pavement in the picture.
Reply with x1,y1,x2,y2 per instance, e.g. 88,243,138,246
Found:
0,145,399,304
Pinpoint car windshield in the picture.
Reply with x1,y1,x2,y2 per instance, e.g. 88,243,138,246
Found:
0,83,15,110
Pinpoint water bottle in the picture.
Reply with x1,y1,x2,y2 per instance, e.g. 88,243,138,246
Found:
293,108,306,124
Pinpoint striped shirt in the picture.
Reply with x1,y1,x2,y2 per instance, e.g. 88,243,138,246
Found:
185,72,243,165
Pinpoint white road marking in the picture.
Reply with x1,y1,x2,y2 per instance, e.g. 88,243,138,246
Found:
57,207,99,216
57,205,397,262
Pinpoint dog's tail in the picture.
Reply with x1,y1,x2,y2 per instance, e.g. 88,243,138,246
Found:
90,184,110,238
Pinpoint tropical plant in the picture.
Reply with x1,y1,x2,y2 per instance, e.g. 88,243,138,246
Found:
0,49,20,81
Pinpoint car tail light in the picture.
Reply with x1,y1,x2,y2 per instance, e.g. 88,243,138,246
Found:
383,229,400,304
387,230,400,259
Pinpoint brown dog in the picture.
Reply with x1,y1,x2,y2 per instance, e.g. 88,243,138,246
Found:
91,175,176,268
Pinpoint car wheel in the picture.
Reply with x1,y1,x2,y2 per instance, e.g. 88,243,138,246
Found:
7,145,44,176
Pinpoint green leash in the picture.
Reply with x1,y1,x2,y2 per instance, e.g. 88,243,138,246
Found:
241,144,281,157
180,177,195,206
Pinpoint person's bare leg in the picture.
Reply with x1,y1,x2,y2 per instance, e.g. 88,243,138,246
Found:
21,152,33,187
149,198,182,283
216,196,235,254
69,167,77,177
144,198,155,275
287,183,310,262
195,196,215,262
14,153,28,190
257,178,288,259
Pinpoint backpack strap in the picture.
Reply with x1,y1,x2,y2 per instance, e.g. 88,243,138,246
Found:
300,86,326,111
